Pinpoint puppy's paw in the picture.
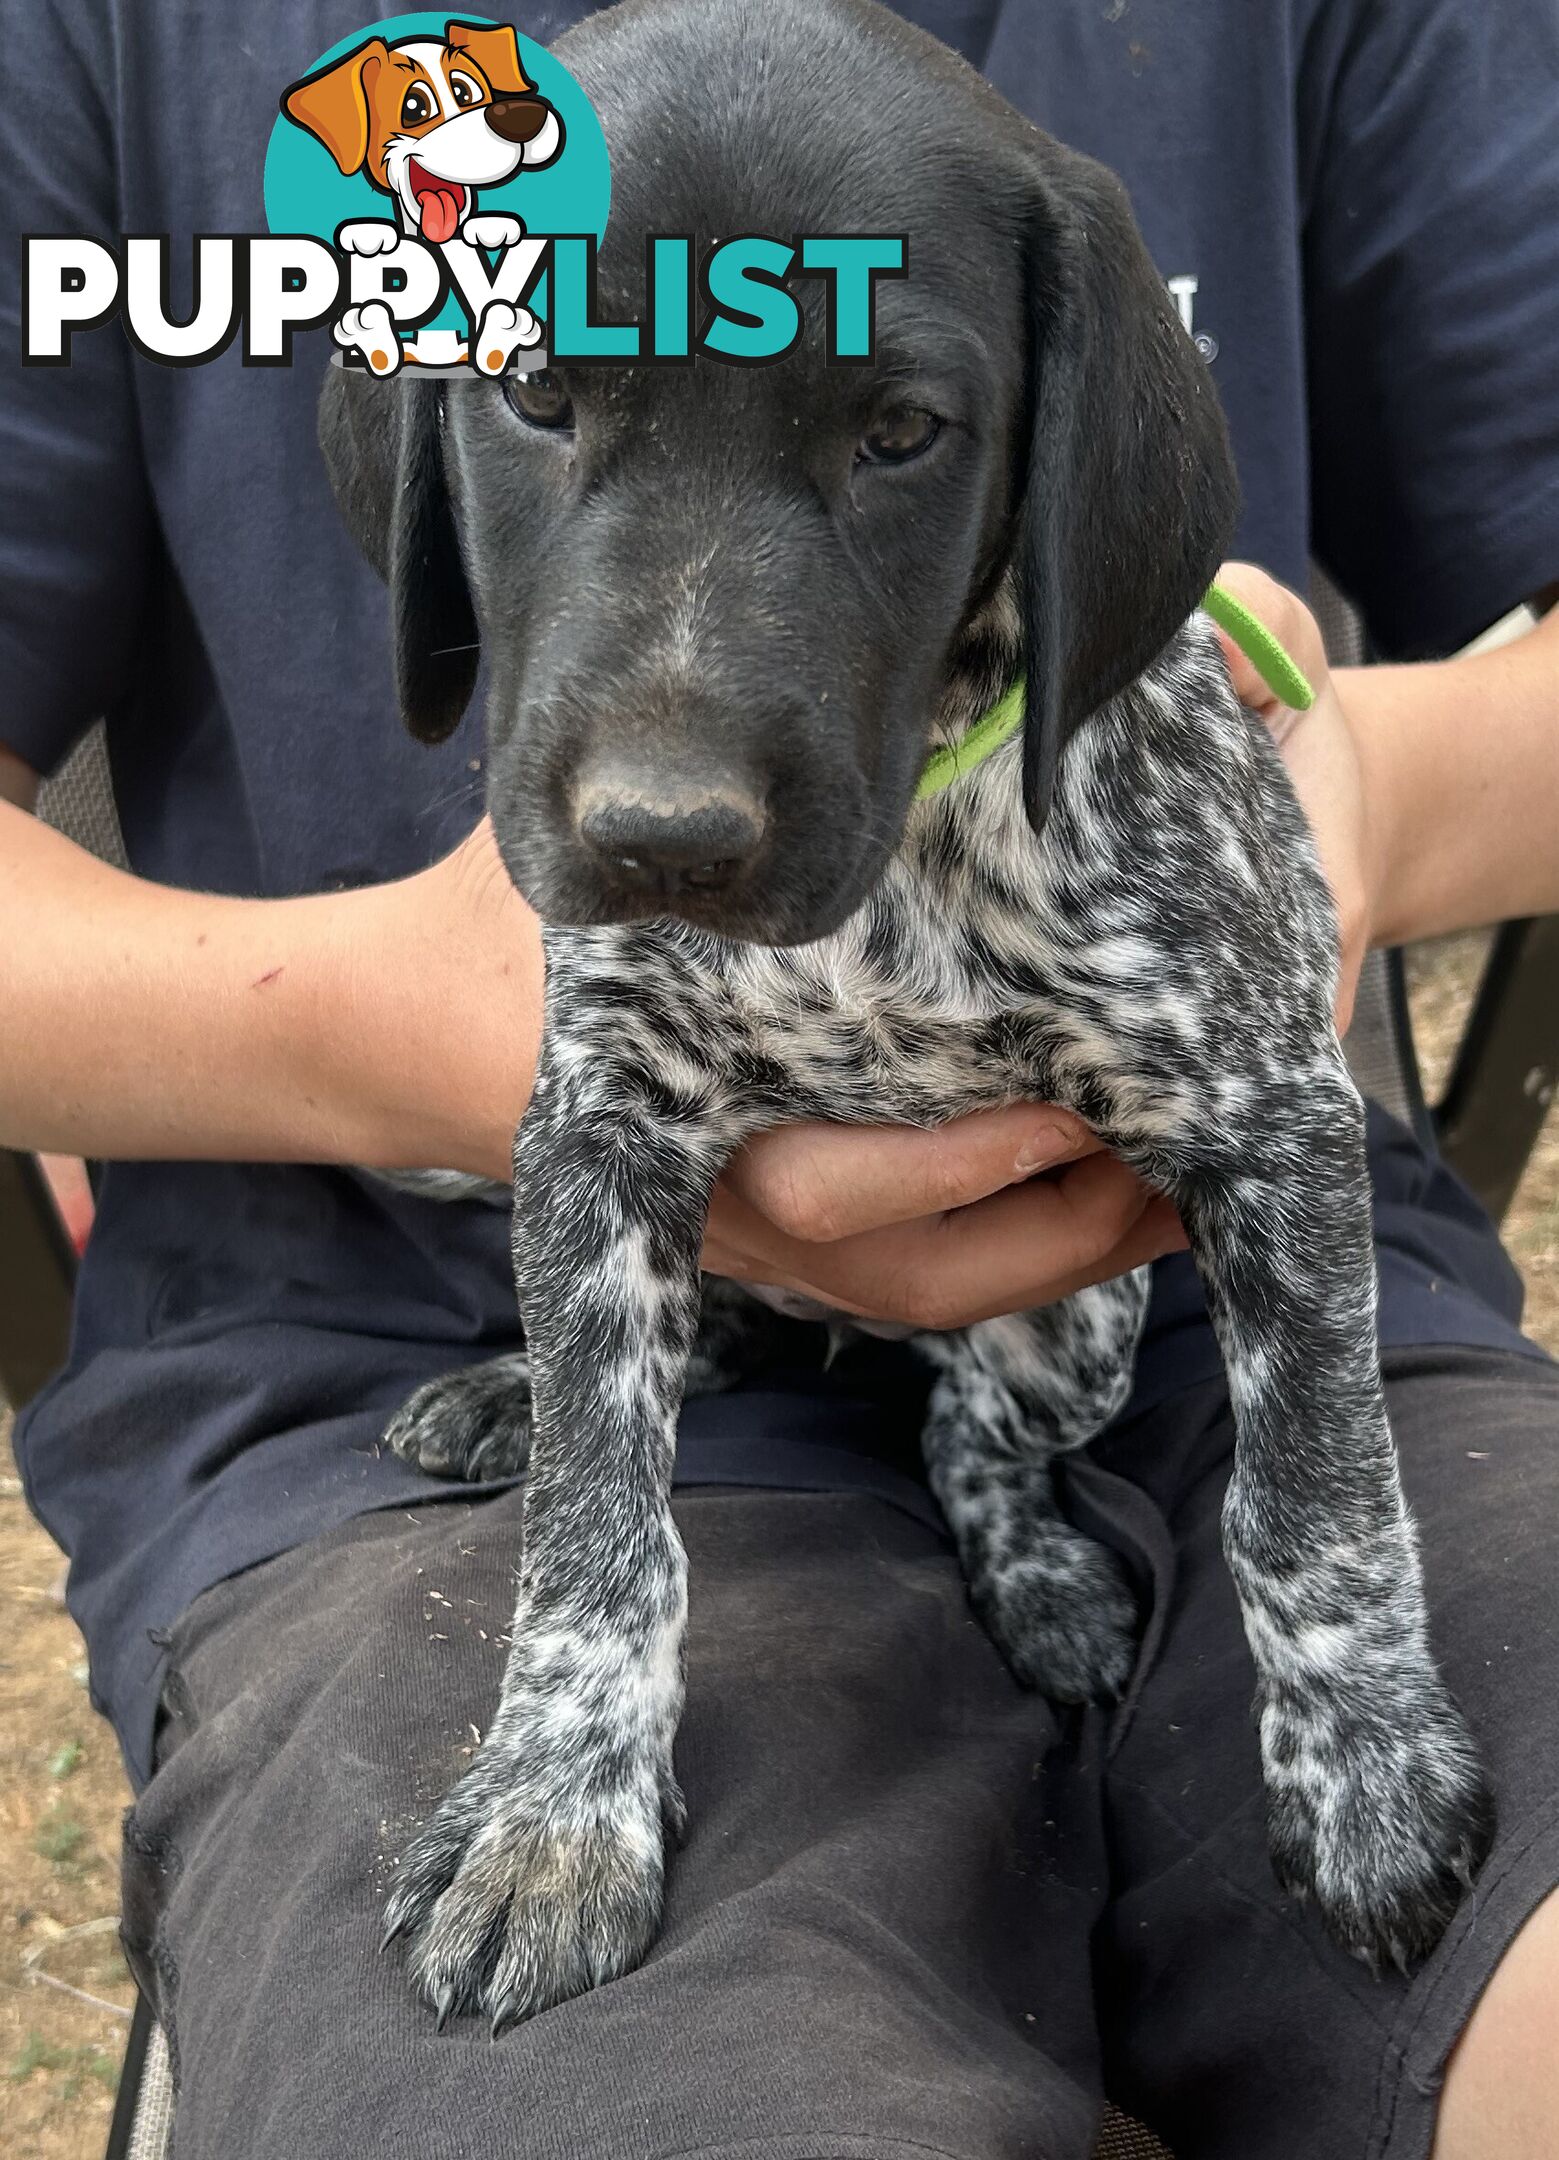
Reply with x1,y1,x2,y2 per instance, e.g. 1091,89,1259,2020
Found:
471,299,543,376
332,302,401,376
463,212,525,251
383,1736,680,2030
1263,1684,1495,1971
384,1356,533,1482
336,219,401,257
974,1529,1138,1703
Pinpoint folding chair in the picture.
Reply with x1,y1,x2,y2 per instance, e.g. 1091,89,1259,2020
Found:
1,623,1553,2158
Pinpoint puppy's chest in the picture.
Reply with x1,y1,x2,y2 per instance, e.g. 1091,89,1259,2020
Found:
722,836,1075,1122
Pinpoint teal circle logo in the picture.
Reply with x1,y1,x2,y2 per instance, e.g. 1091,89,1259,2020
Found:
264,13,610,353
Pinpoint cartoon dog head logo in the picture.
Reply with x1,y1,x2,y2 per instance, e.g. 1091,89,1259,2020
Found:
282,18,563,245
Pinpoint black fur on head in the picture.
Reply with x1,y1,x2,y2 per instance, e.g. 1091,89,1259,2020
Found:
321,374,479,745
320,0,1237,940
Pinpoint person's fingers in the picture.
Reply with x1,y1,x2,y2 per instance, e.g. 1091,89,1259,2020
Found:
874,1152,1176,1328
707,1151,1185,1330
725,1100,1101,1244
1212,560,1329,723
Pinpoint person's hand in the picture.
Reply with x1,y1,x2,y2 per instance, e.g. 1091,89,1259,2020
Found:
708,1104,1185,1328
1211,562,1376,1029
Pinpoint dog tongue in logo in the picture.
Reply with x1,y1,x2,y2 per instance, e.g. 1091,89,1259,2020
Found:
420,182,464,244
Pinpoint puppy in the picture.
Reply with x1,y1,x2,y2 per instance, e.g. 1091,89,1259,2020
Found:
323,0,1494,2031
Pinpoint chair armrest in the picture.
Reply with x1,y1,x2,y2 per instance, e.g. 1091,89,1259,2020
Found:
0,1149,76,1408
1435,915,1559,1222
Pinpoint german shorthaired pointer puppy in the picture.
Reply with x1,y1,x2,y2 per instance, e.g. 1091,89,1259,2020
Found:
321,0,1493,2033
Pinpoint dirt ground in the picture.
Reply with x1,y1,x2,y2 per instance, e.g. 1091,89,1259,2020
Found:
1409,933,1559,1351
1,929,1555,2159
0,1444,137,2159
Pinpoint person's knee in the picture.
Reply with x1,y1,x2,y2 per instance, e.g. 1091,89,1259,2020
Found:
1434,1885,1559,2159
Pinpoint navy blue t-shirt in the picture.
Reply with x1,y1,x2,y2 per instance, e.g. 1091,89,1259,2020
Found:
4,0,1557,1786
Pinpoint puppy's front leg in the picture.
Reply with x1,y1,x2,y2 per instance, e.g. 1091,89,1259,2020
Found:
1042,656,1494,1966
382,1033,735,2030
1159,1055,1495,1968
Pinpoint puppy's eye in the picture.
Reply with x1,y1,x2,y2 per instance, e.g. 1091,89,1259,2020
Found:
857,406,941,465
449,71,482,108
503,369,575,431
401,84,436,127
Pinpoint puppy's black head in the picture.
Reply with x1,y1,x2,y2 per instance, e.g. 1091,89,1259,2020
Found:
321,0,1236,943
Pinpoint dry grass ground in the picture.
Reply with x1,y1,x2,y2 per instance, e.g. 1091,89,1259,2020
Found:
0,1437,136,2160
0,929,1554,2158
1409,933,1559,1350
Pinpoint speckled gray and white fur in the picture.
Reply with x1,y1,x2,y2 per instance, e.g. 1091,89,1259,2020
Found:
379,608,1492,2026
330,0,1498,2036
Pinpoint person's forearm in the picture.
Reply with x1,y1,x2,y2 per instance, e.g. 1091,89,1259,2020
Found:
1341,603,1559,949
0,798,540,1176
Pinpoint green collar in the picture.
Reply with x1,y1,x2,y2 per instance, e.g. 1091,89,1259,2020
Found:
914,580,1316,802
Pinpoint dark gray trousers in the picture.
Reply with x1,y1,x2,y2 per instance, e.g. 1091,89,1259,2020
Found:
123,1347,1559,2160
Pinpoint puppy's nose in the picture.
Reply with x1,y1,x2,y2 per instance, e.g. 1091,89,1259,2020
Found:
485,95,553,145
576,786,767,895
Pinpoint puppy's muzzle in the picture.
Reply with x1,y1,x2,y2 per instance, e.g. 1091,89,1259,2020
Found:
575,780,768,901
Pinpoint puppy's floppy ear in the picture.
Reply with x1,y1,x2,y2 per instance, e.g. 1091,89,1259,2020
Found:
1016,141,1239,829
318,368,479,744
446,20,534,96
281,39,389,177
